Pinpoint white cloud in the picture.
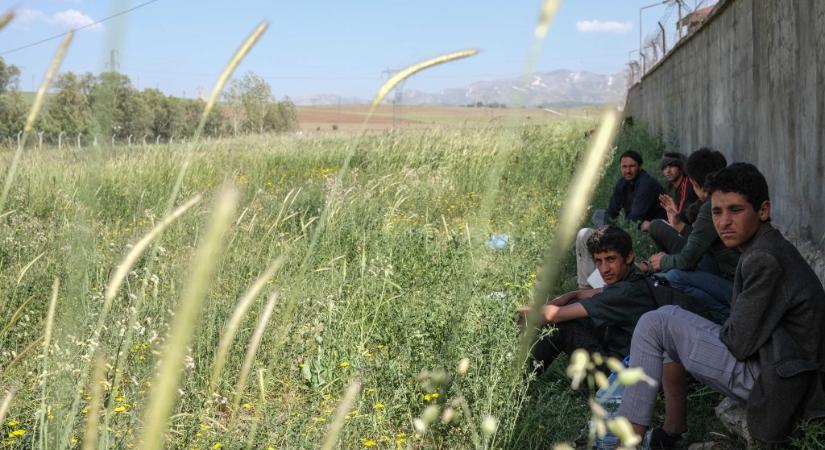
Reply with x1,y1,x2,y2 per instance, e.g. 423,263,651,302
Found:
576,20,633,34
14,8,102,32
52,9,101,30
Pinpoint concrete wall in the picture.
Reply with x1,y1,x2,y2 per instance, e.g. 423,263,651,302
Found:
625,0,825,250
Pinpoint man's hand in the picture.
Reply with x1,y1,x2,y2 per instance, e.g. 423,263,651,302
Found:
659,193,677,214
542,304,560,323
659,193,686,231
637,260,651,273
649,252,666,271
515,304,549,328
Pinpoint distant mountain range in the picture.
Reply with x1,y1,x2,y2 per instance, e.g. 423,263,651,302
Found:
295,70,627,107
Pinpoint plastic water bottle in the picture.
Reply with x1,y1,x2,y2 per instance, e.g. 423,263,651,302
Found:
484,233,510,250
593,357,630,450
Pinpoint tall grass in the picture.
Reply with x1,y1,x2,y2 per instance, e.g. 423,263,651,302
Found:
0,123,599,448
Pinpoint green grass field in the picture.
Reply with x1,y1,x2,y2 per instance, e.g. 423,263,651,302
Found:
3,119,822,449
0,122,604,449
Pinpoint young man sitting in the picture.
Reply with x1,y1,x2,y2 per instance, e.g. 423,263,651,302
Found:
576,150,666,288
643,148,740,317
527,226,658,371
615,163,825,447
640,152,697,237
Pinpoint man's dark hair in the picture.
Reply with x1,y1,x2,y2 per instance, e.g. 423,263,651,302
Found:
586,225,634,259
619,150,643,166
705,162,770,212
685,147,727,188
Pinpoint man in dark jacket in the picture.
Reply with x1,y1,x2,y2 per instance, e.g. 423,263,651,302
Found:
615,163,825,447
605,150,667,224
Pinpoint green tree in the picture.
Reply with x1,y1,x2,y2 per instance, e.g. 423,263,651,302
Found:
227,71,272,133
0,57,25,138
264,97,298,133
0,57,21,94
46,72,93,136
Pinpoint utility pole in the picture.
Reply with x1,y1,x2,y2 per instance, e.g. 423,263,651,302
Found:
382,68,406,130
108,49,120,72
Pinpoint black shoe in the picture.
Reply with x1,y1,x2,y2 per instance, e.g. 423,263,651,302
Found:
646,427,685,449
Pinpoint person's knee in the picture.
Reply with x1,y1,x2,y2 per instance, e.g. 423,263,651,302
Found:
648,219,668,237
576,227,593,244
634,307,679,341
576,228,594,253
663,269,688,285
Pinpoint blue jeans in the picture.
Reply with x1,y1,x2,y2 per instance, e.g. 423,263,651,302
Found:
663,261,732,320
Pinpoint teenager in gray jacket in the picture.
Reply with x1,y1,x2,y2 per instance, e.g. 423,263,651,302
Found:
615,163,825,447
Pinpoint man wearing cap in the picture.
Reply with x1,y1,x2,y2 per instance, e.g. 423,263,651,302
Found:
643,152,698,252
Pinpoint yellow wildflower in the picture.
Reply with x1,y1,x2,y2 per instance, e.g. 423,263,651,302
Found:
361,439,377,447
6,421,18,427
115,396,125,403
9,429,26,438
372,403,385,410
366,388,376,394
199,423,210,430
339,361,350,368
113,404,130,413
212,443,223,450
242,403,253,410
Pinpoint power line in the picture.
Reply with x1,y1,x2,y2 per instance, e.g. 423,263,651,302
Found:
1,0,161,56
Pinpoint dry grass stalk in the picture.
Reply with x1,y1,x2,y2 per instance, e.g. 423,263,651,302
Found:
104,194,202,310
43,278,60,354
165,22,267,214
209,256,285,393
138,187,238,450
81,355,107,450
15,251,45,286
198,21,268,137
320,379,362,450
0,11,13,30
230,291,278,421
534,0,561,39
368,49,477,118
519,111,618,362
0,32,73,215
477,0,560,236
0,388,15,425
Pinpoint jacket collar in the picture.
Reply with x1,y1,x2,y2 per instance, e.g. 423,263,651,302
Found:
739,222,774,253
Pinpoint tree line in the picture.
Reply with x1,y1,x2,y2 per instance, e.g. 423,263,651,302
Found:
0,57,298,146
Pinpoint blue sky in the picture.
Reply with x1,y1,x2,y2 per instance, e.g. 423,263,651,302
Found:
1,1,707,99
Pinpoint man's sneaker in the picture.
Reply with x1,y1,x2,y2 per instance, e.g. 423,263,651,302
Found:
643,427,685,449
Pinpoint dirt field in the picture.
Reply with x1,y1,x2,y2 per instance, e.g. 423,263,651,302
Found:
296,104,605,133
